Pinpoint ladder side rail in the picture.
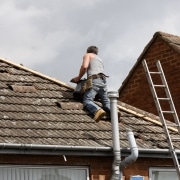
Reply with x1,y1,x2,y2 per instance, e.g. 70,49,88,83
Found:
156,61,180,134
143,60,175,144
156,61,180,178
143,60,180,178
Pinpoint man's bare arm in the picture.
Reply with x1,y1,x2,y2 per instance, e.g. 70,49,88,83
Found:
70,53,91,83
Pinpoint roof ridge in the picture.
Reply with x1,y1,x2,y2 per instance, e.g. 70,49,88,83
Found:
0,57,74,90
118,101,178,133
156,31,180,38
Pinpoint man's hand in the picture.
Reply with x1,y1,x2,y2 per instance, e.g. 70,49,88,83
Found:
70,76,80,83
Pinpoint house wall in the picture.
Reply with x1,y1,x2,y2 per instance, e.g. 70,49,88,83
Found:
0,154,113,180
0,154,174,180
122,157,174,180
119,37,180,122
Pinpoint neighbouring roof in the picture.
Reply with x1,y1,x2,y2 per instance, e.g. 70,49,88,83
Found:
0,57,179,156
119,31,180,93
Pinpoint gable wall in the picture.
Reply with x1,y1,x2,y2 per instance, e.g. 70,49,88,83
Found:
0,154,174,180
119,37,180,122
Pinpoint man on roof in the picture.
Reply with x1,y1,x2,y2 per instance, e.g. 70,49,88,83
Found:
71,46,110,122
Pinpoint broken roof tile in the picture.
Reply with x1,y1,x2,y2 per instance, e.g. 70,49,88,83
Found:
57,102,84,110
9,84,37,93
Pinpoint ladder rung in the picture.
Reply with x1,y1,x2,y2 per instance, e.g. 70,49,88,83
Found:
166,124,179,127
149,72,161,74
153,85,166,87
171,138,180,141
161,111,174,114
158,98,170,100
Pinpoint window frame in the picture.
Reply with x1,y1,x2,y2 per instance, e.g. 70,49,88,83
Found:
0,165,90,180
149,167,178,180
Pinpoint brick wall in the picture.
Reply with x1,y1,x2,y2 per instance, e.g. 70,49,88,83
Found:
122,157,174,179
0,154,113,180
0,154,175,180
119,37,180,122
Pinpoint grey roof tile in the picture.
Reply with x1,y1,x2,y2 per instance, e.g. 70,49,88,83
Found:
0,57,179,151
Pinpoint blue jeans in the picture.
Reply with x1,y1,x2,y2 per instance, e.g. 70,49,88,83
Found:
83,77,110,116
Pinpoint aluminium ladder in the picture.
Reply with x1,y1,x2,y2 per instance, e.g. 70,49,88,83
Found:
142,59,180,179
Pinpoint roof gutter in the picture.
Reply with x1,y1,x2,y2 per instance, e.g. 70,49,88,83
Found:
121,148,180,159
0,143,112,156
138,148,180,158
0,143,180,158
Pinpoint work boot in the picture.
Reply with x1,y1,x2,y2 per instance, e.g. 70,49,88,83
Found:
93,109,106,122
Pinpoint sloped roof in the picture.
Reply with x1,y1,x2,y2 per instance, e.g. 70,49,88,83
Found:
119,31,180,93
0,57,179,156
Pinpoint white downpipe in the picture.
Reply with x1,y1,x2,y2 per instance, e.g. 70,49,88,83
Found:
120,129,138,170
108,91,121,180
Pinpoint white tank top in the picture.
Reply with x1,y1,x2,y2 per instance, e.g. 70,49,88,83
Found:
87,55,104,77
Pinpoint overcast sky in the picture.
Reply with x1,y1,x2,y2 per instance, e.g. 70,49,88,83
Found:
0,0,180,90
